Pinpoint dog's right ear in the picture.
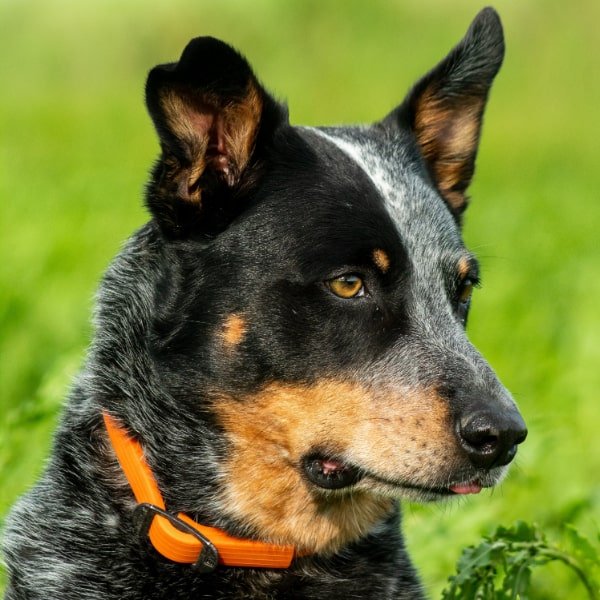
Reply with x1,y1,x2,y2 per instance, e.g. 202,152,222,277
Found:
145,37,287,237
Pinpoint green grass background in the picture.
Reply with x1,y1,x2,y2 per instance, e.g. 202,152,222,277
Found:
1,0,598,597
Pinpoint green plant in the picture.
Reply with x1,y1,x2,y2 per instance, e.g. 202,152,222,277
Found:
442,522,599,600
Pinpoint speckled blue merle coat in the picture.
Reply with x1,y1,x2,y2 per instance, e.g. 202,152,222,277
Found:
3,8,526,599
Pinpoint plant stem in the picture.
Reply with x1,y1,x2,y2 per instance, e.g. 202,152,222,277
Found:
539,548,598,600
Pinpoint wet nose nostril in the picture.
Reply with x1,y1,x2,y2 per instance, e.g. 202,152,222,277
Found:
463,425,499,451
459,415,498,448
458,412,526,469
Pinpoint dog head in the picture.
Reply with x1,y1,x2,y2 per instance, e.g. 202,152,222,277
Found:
99,8,526,555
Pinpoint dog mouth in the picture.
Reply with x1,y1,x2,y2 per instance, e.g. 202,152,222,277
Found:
302,455,364,490
302,453,489,497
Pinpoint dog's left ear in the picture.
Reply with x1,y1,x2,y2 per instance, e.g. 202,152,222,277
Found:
385,8,504,222
145,37,287,237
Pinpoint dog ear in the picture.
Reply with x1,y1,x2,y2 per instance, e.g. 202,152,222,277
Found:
386,8,504,222
145,37,287,237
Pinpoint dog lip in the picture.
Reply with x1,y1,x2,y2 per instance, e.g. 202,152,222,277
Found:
362,471,487,497
302,454,365,490
364,471,455,496
302,454,488,497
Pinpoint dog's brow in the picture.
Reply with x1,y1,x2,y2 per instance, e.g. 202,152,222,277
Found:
304,127,396,203
372,248,391,274
457,255,478,279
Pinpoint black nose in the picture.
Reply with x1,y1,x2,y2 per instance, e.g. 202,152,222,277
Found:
458,411,527,469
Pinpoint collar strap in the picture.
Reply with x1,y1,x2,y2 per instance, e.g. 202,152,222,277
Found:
103,412,297,570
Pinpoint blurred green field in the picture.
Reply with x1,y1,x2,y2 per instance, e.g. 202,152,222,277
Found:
1,0,598,597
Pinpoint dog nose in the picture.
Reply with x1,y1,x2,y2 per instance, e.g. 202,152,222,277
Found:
457,411,527,469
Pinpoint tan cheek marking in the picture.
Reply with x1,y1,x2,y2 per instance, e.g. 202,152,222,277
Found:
351,390,455,482
372,248,391,274
213,381,461,554
221,314,247,347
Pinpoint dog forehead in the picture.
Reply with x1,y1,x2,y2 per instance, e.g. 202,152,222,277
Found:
300,125,464,262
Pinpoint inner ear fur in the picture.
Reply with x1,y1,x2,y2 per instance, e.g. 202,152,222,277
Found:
157,82,263,198
391,8,505,221
145,37,285,236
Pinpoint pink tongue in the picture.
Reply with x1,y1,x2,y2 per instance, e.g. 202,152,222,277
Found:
449,482,482,495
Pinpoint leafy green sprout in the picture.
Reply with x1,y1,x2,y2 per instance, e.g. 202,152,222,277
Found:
442,522,599,600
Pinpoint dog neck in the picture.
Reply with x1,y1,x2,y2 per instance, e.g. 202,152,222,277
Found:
103,412,301,572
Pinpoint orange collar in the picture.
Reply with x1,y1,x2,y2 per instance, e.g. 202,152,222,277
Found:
103,412,297,571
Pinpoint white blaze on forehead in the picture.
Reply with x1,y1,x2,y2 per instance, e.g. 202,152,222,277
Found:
305,127,403,209
303,126,462,253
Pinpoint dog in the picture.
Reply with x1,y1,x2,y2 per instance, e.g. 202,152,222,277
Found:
3,7,526,599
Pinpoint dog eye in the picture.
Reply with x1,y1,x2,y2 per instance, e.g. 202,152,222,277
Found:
457,277,478,325
459,280,474,304
327,274,365,299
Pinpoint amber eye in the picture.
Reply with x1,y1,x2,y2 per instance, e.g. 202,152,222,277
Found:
459,280,474,304
327,274,365,299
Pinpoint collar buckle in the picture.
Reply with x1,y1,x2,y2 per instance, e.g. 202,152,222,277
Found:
133,503,219,573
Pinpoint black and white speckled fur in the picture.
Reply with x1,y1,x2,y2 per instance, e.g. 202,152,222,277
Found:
3,8,525,599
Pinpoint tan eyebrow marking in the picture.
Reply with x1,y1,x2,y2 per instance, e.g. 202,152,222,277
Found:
372,248,391,274
457,255,472,279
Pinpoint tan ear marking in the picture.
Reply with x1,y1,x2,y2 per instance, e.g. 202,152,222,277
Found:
159,82,263,199
413,90,484,212
222,84,263,181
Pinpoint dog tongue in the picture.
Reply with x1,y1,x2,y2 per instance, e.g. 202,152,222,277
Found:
449,481,482,494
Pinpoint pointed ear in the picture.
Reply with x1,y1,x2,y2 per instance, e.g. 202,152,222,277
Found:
386,8,504,222
145,36,287,237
